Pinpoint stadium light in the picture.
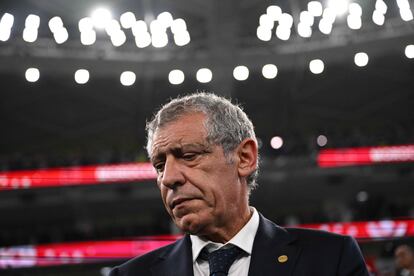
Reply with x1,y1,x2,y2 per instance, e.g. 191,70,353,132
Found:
400,8,414,21
174,31,191,46
171,18,187,34
317,135,328,147
25,68,40,82
266,5,282,21
257,26,272,41
54,28,69,44
375,0,387,14
262,64,278,79
327,0,349,16
48,17,64,33
91,7,112,29
276,25,291,40
405,45,414,58
120,12,136,29
23,28,38,43
319,19,333,34
132,20,148,36
0,13,14,42
354,52,369,67
135,32,151,48
270,136,283,149
297,22,312,38
151,32,168,48
233,66,249,81
196,68,212,83
308,1,323,17
80,30,96,45
25,14,40,29
78,17,94,32
168,69,185,85
348,3,362,17
74,69,90,84
110,30,126,47
372,10,385,25
347,14,362,30
279,13,293,28
157,12,174,28
259,14,274,29
309,59,324,74
120,71,136,86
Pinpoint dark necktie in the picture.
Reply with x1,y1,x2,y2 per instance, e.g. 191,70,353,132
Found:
200,246,244,276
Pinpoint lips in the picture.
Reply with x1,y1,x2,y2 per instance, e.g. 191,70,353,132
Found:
171,197,193,209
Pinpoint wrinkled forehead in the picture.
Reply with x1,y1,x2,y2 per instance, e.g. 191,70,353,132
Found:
148,112,210,157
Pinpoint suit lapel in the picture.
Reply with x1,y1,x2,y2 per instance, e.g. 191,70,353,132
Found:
150,235,194,276
248,214,302,276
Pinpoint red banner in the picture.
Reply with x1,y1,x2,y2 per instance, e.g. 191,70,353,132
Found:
1,220,413,268
0,163,157,190
318,144,414,167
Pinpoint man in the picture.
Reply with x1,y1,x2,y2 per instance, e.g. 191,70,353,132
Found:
110,92,368,276
395,245,414,276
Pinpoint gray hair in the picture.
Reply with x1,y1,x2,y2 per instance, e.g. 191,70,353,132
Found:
146,92,259,191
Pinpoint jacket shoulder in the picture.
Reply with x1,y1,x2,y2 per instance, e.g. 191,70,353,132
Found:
109,240,178,276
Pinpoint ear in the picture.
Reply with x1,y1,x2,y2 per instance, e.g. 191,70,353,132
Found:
236,138,258,179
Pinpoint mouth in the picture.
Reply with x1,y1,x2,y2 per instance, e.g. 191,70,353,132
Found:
171,198,193,209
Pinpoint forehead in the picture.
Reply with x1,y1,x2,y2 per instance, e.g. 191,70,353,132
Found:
150,113,208,155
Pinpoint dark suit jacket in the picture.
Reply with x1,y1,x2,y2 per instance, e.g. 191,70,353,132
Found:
110,213,369,276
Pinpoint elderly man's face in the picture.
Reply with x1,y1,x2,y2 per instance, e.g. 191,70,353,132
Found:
150,112,250,239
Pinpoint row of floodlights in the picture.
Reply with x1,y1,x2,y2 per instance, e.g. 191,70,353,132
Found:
257,0,413,41
23,47,414,85
0,9,190,48
270,134,328,150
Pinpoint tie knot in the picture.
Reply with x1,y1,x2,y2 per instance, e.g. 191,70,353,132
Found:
201,246,244,276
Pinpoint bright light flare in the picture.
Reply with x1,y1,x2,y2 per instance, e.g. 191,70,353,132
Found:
74,69,90,84
79,17,94,32
270,136,283,149
309,59,324,74
233,65,249,81
23,28,38,43
157,12,174,28
25,68,40,82
91,7,112,29
257,26,272,41
372,10,385,25
354,52,369,67
80,30,96,45
120,12,136,29
120,71,136,86
48,17,63,33
25,14,40,29
262,64,278,79
168,69,185,85
405,45,414,58
171,18,187,34
327,0,349,16
266,5,282,21
174,31,191,46
308,1,323,17
317,135,328,147
196,68,212,83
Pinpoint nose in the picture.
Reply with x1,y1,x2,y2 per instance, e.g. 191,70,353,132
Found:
160,156,185,189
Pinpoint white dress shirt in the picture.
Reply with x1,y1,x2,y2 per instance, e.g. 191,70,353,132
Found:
190,207,260,276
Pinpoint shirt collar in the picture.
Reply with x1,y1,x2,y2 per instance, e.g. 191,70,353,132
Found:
190,207,260,262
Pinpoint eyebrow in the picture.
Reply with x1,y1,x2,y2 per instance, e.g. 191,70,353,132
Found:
151,142,211,163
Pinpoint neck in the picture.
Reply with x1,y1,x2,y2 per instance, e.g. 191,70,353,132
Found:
203,205,252,244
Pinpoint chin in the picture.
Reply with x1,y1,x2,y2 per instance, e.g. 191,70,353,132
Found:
175,215,203,234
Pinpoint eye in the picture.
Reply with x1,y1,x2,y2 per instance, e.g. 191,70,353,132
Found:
182,152,197,161
154,162,165,173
